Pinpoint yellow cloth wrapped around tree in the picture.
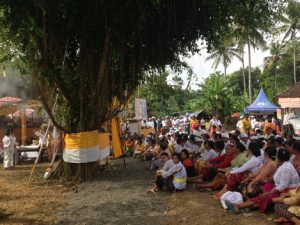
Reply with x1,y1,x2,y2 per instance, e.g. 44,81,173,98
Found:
63,130,101,163
112,117,123,158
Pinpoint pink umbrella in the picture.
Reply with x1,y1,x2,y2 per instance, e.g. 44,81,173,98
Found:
0,96,21,103
231,112,240,118
0,96,22,115
13,109,35,117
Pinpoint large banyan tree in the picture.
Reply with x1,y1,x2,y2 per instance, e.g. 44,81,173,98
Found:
0,0,283,181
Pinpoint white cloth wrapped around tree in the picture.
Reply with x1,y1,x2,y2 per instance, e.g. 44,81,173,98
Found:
63,131,110,163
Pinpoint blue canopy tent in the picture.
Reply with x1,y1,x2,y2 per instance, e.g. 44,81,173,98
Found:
244,88,279,114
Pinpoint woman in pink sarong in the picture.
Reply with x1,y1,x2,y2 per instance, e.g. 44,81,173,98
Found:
226,149,300,214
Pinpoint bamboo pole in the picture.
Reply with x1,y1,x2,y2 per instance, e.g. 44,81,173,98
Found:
28,94,58,185
28,119,51,184
21,110,27,145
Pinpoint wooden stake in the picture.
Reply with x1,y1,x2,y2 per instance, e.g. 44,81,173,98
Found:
21,110,27,145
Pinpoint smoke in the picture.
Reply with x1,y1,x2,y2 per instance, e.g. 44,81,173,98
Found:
0,65,32,100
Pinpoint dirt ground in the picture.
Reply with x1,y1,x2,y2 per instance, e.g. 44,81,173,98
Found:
1,158,276,225
0,162,70,225
59,158,275,225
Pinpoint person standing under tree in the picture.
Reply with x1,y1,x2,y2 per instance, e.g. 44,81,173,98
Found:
208,115,221,137
241,114,251,134
2,129,16,170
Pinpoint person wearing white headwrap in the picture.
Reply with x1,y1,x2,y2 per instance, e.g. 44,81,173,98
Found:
2,129,16,169
239,133,250,150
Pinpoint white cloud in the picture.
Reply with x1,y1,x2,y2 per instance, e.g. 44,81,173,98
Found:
182,44,270,89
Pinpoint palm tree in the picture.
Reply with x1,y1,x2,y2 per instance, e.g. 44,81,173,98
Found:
205,38,241,76
234,25,266,103
236,37,247,95
264,41,285,70
264,41,285,94
280,0,300,84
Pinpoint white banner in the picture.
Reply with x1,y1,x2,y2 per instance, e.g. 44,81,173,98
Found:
135,98,148,120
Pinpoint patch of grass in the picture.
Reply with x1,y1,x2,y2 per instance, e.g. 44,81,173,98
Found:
0,163,70,225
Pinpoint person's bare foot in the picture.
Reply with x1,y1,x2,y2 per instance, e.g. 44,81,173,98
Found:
234,205,241,213
146,186,158,193
192,179,203,184
273,217,290,223
214,190,225,200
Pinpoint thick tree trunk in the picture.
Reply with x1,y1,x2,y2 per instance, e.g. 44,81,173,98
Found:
52,160,99,182
247,40,252,103
50,37,112,183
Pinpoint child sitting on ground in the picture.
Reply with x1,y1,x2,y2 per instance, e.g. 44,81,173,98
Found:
148,153,187,193
133,138,145,158
124,136,135,156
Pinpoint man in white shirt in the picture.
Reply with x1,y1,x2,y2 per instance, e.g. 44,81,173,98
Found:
200,118,205,126
202,140,218,161
209,116,221,127
239,133,250,150
208,115,221,133
2,129,16,169
183,113,190,123
173,117,179,128
222,133,231,149
147,118,155,128
141,120,147,128
236,118,242,131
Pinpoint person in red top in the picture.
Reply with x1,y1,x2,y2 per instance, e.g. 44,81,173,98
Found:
181,149,196,177
208,144,236,168
200,143,236,181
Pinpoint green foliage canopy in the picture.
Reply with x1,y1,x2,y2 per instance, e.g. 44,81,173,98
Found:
0,0,283,132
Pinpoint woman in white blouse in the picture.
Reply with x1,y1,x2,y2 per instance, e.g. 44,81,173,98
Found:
215,142,262,199
226,148,300,214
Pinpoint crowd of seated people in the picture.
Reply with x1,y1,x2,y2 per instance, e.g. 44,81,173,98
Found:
122,114,300,224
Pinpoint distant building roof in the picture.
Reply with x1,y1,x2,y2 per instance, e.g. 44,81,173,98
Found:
277,81,300,98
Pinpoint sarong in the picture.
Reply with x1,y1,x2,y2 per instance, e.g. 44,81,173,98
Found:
251,191,280,213
274,203,293,219
227,173,245,190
